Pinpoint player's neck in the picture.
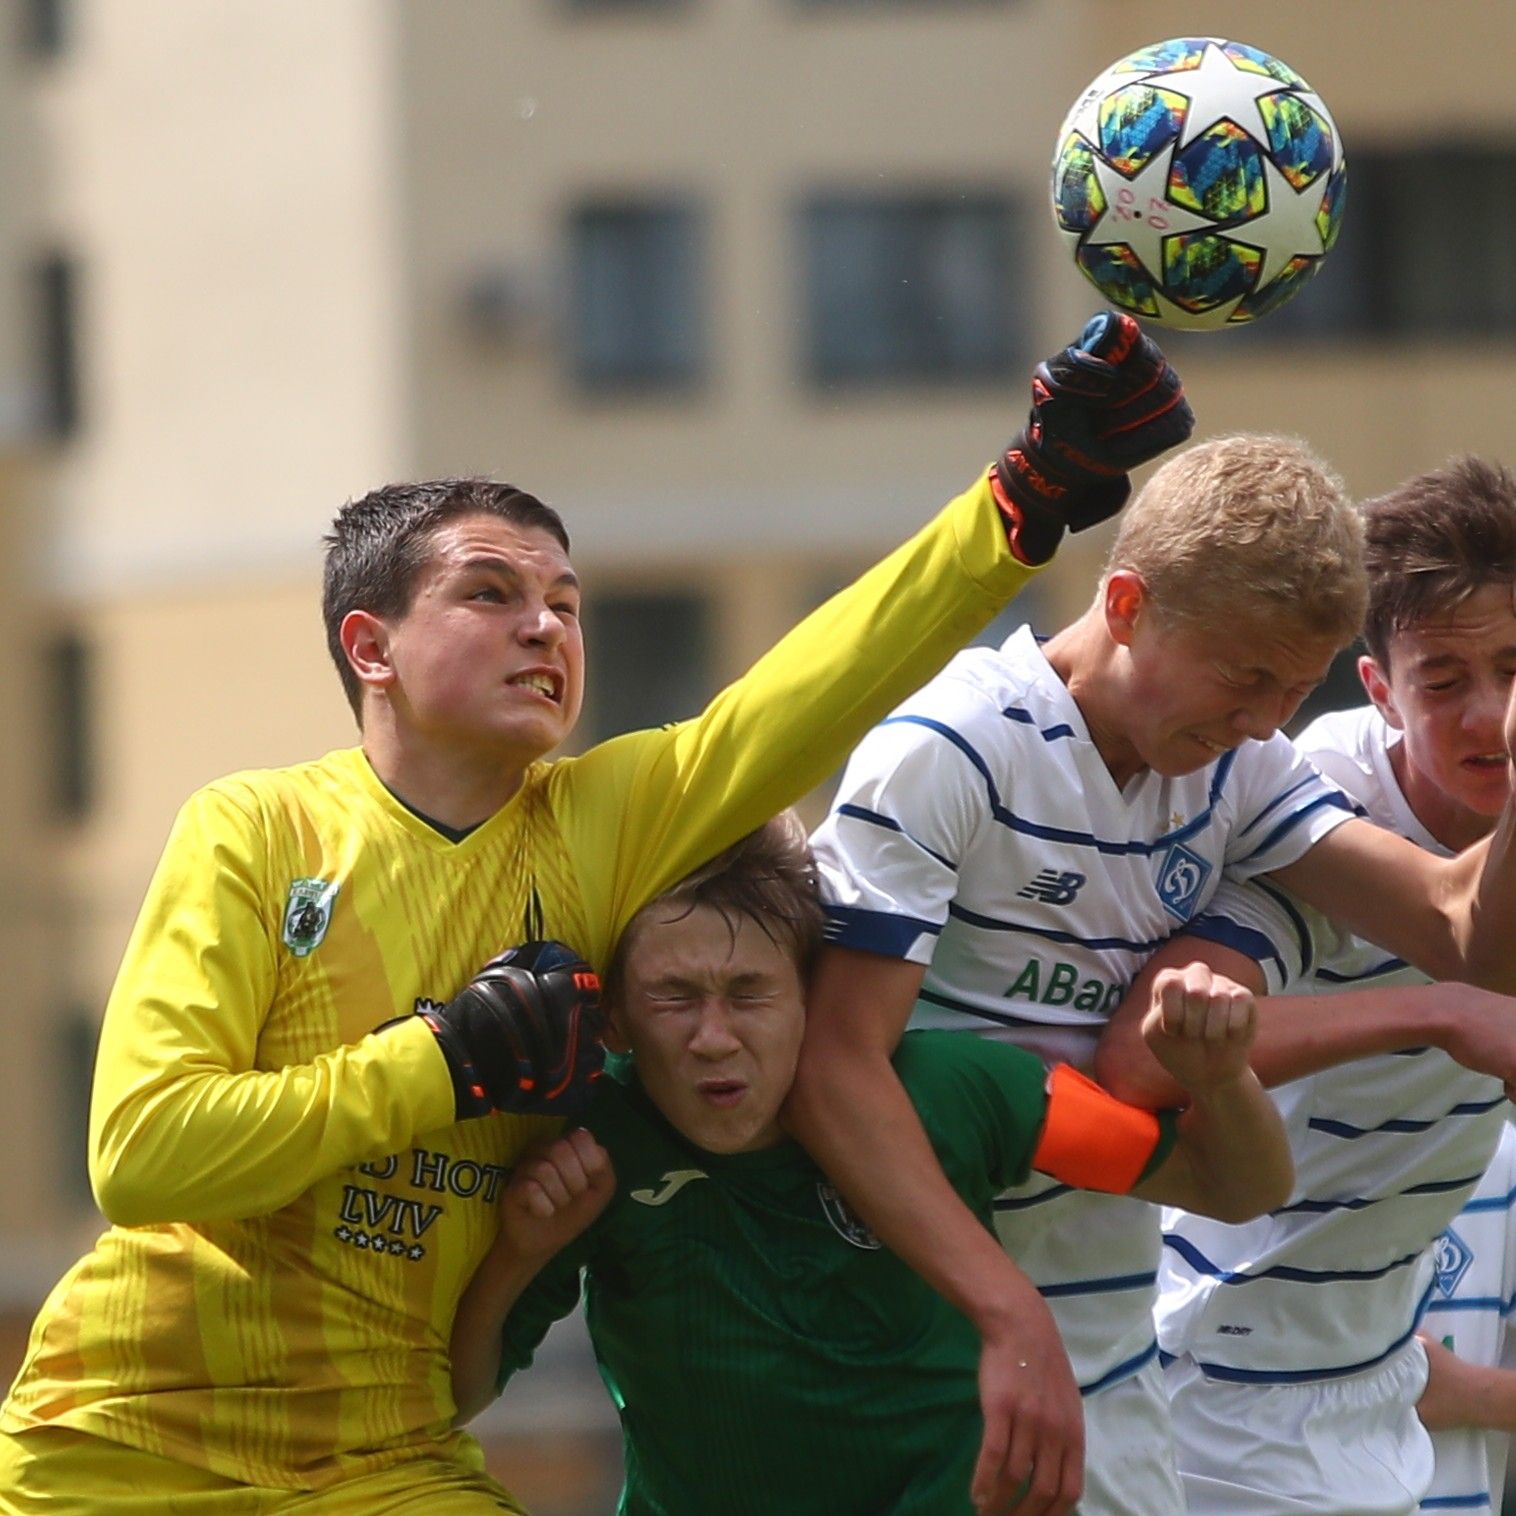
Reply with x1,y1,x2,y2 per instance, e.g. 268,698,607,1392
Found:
361,718,529,830
1042,614,1146,789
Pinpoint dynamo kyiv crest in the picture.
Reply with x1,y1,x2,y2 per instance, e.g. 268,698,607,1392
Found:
282,877,340,957
1157,842,1211,923
1433,1226,1474,1298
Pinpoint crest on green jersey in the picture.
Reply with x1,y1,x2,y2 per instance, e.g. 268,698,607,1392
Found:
282,877,340,957
816,1181,881,1250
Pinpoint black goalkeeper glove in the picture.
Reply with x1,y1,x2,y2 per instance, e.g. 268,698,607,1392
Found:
419,940,607,1120
993,310,1194,565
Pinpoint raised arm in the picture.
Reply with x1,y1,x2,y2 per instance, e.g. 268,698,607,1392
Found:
1126,964,1293,1220
787,948,1083,1516
567,314,1193,961
450,1128,614,1425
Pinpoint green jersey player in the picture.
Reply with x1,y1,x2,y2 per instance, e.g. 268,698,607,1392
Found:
449,815,1293,1515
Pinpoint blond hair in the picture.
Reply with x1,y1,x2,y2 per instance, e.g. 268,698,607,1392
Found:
1106,435,1366,641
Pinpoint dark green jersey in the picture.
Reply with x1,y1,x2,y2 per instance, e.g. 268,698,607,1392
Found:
498,1031,1171,1515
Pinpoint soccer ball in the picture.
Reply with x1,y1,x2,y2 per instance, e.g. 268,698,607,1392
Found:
1051,38,1346,330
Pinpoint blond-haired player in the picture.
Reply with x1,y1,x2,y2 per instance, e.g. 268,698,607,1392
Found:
0,317,1191,1513
792,436,1516,1515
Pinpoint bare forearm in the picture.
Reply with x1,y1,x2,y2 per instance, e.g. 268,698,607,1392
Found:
787,1044,1030,1330
449,1247,546,1424
1142,1072,1292,1221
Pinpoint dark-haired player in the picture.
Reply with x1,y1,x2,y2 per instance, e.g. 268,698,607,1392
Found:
449,815,1292,1516
0,318,1191,1512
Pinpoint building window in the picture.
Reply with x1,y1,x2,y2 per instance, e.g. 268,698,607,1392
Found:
802,192,1022,383
34,253,80,438
46,629,93,820
568,200,705,390
58,1008,98,1206
20,0,68,58
584,591,712,740
1222,145,1516,342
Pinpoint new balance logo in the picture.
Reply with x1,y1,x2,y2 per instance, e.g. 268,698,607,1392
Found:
1016,869,1087,906
629,1169,710,1207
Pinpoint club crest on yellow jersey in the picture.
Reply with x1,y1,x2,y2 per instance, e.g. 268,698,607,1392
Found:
282,877,340,956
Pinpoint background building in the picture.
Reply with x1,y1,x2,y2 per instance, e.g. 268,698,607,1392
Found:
4,2,1515,1508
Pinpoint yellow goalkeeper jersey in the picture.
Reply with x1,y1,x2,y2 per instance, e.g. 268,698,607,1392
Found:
1,474,1037,1491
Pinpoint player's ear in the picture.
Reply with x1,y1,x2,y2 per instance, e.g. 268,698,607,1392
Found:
1358,653,1403,730
341,609,397,696
1103,569,1148,647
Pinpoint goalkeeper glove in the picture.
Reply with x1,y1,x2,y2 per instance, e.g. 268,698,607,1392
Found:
419,940,607,1120
994,311,1193,565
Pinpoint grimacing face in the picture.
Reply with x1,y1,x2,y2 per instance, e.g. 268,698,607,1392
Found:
615,901,807,1155
1118,601,1342,780
375,514,585,765
1362,582,1516,850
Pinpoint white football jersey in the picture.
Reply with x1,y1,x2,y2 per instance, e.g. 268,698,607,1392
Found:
812,627,1356,1390
1158,706,1508,1380
1420,1120,1516,1513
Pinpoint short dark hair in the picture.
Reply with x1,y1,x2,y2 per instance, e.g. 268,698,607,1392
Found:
607,812,826,1008
1361,457,1516,669
321,478,569,720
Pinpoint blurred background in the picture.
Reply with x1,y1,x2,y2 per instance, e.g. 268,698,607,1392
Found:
1,1,1514,1510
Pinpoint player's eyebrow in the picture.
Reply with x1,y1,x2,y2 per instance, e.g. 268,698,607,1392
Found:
460,553,580,593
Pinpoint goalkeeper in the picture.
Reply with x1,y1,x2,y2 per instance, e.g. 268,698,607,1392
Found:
0,315,1191,1513
448,815,1294,1516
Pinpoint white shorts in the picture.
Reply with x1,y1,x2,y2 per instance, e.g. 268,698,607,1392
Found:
1165,1339,1433,1516
1078,1356,1184,1516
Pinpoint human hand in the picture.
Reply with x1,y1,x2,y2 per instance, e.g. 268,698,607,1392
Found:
1142,961,1257,1098
970,1285,1084,1515
993,311,1193,563
421,940,607,1119
497,1127,616,1265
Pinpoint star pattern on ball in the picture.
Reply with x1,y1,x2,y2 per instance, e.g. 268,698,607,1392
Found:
1140,41,1329,151
1082,147,1211,272
1251,152,1330,288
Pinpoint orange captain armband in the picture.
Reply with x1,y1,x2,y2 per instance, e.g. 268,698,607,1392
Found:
1031,1063,1162,1194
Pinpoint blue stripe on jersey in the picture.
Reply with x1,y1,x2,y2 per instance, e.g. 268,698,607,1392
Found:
834,803,960,871
916,986,1074,1035
1080,1339,1158,1397
946,901,1168,954
1317,957,1410,984
1253,876,1316,978
821,904,940,958
1423,1292,1516,1317
1038,1271,1157,1299
1237,772,1322,838
1231,790,1360,868
1271,1173,1485,1217
1162,1231,1421,1285
1000,706,1077,743
1183,913,1287,984
993,1184,1074,1213
1419,1496,1492,1510
1461,1180,1516,1214
1308,1095,1506,1140
1187,1280,1435,1383
878,715,1240,856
